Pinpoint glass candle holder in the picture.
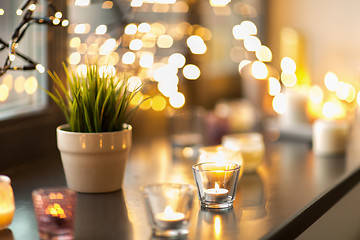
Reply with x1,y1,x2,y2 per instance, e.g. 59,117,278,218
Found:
141,183,194,238
198,145,243,168
192,162,241,209
0,175,15,230
222,133,264,173
32,187,77,240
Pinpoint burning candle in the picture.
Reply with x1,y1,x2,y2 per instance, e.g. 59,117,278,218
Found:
204,183,229,202
0,175,15,230
155,206,185,229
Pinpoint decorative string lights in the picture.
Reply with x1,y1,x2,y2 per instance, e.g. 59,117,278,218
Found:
0,0,68,78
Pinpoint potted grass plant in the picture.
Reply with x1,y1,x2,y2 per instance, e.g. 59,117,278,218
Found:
45,63,147,193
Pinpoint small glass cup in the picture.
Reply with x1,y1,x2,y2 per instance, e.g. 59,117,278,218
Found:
0,175,15,230
141,183,194,238
32,187,77,240
192,162,241,209
222,133,265,173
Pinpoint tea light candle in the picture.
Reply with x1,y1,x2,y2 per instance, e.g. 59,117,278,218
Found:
313,119,349,156
204,183,229,202
155,206,185,229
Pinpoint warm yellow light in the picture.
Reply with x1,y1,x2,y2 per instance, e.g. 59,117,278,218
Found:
96,25,107,34
29,4,36,11
187,35,207,54
87,44,99,55
244,36,261,52
138,23,151,33
99,65,116,78
157,35,174,48
9,54,15,62
357,91,360,106
346,84,356,103
3,75,13,90
214,216,221,238
70,37,81,48
77,43,87,54
322,101,346,119
36,64,45,73
69,52,81,65
131,0,144,7
76,64,87,77
125,24,137,35
140,94,152,110
55,11,62,18
280,57,296,74
150,23,166,37
210,0,231,7
99,52,119,66
0,85,9,101
16,9,23,16
272,93,285,114
74,24,90,34
158,80,178,97
152,95,166,111
61,19,69,27
129,39,143,51
169,92,185,108
183,64,200,80
139,54,154,68
168,53,186,68
14,76,25,93
153,65,178,82
127,76,142,92
268,77,281,96
0,9,4,15
75,0,90,6
102,1,114,9
251,61,268,79
256,45,272,62
281,72,297,87
122,52,136,64
99,38,117,55
309,85,323,104
130,92,143,106
238,60,251,73
241,20,257,35
52,18,60,25
172,1,189,12
24,76,38,95
324,72,339,91
141,33,156,48
335,81,349,100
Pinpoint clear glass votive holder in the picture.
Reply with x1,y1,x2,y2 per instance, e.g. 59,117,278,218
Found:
222,133,265,173
192,162,241,209
141,183,194,238
32,187,77,240
0,175,15,230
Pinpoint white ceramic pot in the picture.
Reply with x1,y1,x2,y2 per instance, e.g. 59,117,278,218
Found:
56,124,132,193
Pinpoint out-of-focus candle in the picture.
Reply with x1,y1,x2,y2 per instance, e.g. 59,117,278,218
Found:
155,205,185,229
0,175,15,230
313,119,349,156
280,89,309,127
204,183,229,202
222,133,264,173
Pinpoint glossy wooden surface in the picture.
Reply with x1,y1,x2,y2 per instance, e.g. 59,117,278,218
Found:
2,125,360,240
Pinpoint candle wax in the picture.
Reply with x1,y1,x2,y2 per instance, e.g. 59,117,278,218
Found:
155,206,185,229
204,187,229,202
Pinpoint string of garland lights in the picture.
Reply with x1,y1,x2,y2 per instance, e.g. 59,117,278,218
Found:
0,0,68,78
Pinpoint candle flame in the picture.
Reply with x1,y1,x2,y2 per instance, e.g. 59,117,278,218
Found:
164,205,174,216
215,182,220,189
